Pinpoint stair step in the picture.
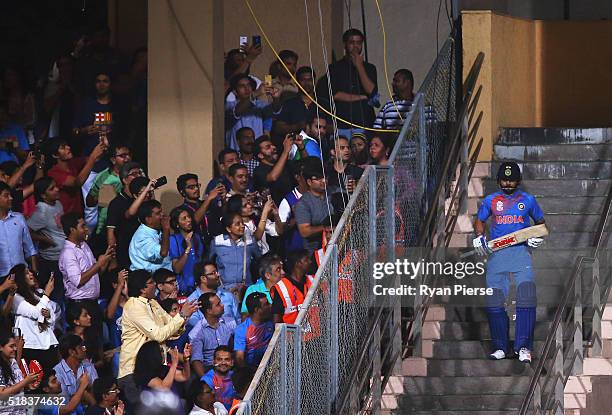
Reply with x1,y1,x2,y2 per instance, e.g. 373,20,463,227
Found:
425,357,536,376
483,178,612,197
430,285,569,306
489,161,612,180
429,340,547,359
427,306,556,323
466,196,609,215
423,321,552,340
395,394,529,411
402,376,531,396
498,127,612,145
494,143,612,162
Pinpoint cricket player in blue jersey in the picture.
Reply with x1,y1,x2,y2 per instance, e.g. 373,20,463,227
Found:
473,161,546,363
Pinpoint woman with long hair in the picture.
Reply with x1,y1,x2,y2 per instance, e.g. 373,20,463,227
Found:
133,341,191,392
0,331,41,415
10,264,59,372
169,206,204,295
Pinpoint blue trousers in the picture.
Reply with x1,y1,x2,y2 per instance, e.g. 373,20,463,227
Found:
486,245,537,352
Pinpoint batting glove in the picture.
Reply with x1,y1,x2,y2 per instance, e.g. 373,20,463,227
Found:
527,237,544,248
472,235,491,256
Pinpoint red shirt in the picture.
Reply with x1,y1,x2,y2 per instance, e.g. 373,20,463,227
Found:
48,157,87,214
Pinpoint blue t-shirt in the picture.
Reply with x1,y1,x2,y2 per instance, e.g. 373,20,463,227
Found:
202,370,235,410
169,232,205,294
477,190,545,240
234,317,274,367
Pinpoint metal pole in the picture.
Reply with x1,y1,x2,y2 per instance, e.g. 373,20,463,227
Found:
279,325,287,415
573,263,583,374
554,324,564,414
592,258,602,356
329,244,339,413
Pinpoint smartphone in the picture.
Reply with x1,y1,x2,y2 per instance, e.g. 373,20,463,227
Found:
12,327,21,338
153,176,167,189
264,74,273,87
252,35,261,48
239,36,248,49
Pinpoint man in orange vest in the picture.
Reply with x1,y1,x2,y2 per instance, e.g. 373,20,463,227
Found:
271,249,314,324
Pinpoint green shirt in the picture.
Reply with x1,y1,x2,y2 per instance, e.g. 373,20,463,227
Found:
88,168,122,234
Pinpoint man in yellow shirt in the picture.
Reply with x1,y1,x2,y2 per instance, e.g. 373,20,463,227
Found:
117,269,199,406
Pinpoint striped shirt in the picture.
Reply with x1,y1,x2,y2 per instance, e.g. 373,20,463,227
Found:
373,98,413,130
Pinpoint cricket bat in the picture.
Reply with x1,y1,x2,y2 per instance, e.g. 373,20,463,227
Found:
461,224,549,258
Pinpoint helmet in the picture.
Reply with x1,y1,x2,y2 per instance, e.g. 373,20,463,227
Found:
497,161,521,181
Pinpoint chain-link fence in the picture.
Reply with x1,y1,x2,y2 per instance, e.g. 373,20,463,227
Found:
238,37,458,415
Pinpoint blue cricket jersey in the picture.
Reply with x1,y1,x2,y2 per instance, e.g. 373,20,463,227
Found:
234,317,274,367
477,190,545,240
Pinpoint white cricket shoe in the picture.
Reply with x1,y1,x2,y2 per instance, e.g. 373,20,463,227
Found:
518,348,532,363
489,349,506,360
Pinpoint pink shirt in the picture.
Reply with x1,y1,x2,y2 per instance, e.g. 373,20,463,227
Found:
59,240,100,300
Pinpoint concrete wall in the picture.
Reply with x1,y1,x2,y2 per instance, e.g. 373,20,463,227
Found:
148,0,224,210
344,0,451,106
462,11,612,160
109,0,148,54
223,0,336,86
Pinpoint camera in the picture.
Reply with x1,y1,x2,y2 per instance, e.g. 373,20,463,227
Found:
253,35,261,48
12,327,21,338
153,176,167,189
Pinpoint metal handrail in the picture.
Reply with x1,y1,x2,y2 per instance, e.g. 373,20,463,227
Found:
519,180,612,414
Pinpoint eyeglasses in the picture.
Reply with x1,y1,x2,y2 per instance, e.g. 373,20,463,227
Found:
309,176,326,182
106,388,120,394
114,153,131,158
128,170,144,177
185,183,201,190
204,270,219,277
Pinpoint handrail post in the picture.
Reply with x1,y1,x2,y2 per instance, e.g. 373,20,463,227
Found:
369,167,378,308
573,261,583,374
290,324,301,415
279,325,287,415
591,257,602,357
329,244,339,413
386,165,402,375
554,324,564,414
417,93,427,213
370,319,382,414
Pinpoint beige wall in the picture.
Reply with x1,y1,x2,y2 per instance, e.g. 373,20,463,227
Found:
462,11,612,160
223,0,335,86
148,0,224,210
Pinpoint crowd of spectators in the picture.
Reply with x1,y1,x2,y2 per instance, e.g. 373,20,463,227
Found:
0,24,414,415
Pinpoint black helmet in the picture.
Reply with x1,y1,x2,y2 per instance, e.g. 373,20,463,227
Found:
497,161,521,181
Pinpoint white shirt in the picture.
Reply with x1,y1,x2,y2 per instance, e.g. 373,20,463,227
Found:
11,293,58,350
244,218,279,255
189,402,228,415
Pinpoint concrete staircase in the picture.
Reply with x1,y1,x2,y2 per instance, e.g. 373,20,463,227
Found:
382,128,612,414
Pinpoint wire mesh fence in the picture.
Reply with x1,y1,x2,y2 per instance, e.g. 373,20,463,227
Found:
239,37,458,415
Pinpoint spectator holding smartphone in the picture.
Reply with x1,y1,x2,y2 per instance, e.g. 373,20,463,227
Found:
10,264,59,373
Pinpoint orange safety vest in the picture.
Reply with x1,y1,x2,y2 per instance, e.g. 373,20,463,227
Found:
315,233,355,304
273,276,321,341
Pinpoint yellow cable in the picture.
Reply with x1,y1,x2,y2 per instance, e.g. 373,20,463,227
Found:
243,0,400,134
374,0,403,121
